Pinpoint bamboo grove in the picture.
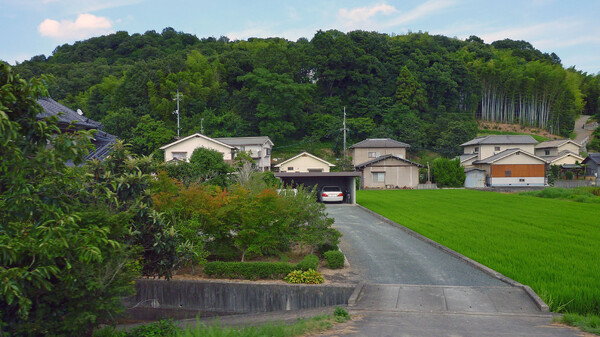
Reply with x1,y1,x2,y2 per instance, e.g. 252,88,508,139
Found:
474,52,585,134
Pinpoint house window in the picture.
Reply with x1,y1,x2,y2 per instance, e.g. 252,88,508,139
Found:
266,148,271,156
545,150,550,155
372,172,385,183
287,167,294,171
495,146,500,151
368,152,379,158
505,170,512,177
474,147,479,153
307,168,323,172
519,178,525,182
172,152,187,161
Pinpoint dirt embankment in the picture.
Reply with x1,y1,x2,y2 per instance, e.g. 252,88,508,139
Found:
478,121,560,139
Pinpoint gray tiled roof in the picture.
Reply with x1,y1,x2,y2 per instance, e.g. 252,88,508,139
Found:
36,97,116,162
36,97,101,129
461,135,538,147
349,138,410,149
215,136,273,146
583,153,600,165
459,153,478,162
354,154,423,169
539,150,583,163
535,139,580,149
472,148,546,164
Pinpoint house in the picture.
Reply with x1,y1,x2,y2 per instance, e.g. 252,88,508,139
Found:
159,134,274,170
582,153,600,177
349,138,409,166
36,97,117,161
350,138,422,189
274,151,335,173
534,139,584,166
460,135,547,187
354,154,423,189
460,135,538,169
471,149,547,186
159,133,236,163
215,136,273,171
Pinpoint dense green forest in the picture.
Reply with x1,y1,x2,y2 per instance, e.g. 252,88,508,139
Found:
12,28,600,157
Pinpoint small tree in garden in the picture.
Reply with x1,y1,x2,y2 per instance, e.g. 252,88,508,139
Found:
0,63,138,336
431,157,466,187
163,146,232,187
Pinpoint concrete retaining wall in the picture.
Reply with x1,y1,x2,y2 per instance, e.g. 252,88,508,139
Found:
553,180,594,188
126,279,355,315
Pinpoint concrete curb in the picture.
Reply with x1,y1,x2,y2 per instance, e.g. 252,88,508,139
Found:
356,204,550,312
347,282,365,307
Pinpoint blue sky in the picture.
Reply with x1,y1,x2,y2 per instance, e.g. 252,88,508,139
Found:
1,0,599,74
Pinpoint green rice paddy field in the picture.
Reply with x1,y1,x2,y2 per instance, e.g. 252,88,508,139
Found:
357,189,600,315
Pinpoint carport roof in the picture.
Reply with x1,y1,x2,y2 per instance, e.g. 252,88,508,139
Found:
275,172,361,178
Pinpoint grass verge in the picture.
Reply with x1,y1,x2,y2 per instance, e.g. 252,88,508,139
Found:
95,308,351,337
357,189,600,315
520,187,600,204
554,313,600,335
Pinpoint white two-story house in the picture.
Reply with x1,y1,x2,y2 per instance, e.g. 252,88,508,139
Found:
160,134,274,171
460,135,546,187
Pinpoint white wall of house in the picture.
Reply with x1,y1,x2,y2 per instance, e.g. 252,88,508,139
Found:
488,177,545,186
461,156,478,169
163,136,233,162
464,144,535,160
493,153,545,165
352,147,407,166
236,144,271,171
360,157,419,188
278,155,332,173
550,154,583,166
535,142,580,157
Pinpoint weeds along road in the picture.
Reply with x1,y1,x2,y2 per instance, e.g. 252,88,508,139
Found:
326,205,507,286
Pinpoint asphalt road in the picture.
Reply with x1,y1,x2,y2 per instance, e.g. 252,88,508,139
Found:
327,205,507,286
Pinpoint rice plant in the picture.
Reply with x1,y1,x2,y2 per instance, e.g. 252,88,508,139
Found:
358,189,600,315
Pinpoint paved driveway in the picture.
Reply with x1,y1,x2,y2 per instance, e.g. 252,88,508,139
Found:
327,205,506,286
324,205,581,336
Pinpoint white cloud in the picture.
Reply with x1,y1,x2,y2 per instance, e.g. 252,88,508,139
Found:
386,0,456,27
338,3,398,22
336,0,456,32
38,13,113,40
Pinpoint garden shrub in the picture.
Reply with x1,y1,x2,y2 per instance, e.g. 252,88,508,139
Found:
296,254,319,271
203,261,295,280
317,242,339,256
284,269,324,284
323,250,345,269
334,306,351,322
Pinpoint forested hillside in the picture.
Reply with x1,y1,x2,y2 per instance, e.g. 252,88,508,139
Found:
12,28,600,157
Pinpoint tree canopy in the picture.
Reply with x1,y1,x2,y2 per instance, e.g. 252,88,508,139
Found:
12,28,599,158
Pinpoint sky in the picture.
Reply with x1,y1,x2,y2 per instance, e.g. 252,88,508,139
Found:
1,0,599,74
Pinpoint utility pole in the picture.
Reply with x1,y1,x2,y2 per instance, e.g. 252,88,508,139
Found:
343,106,347,161
172,90,181,137
201,117,204,134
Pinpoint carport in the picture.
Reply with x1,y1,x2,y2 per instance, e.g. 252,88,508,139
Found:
274,172,361,204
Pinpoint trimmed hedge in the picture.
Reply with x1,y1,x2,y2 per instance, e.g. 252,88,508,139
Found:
323,250,344,269
204,255,321,280
296,254,319,271
203,261,296,280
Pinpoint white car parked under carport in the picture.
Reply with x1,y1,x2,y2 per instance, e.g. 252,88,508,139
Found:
319,186,344,203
